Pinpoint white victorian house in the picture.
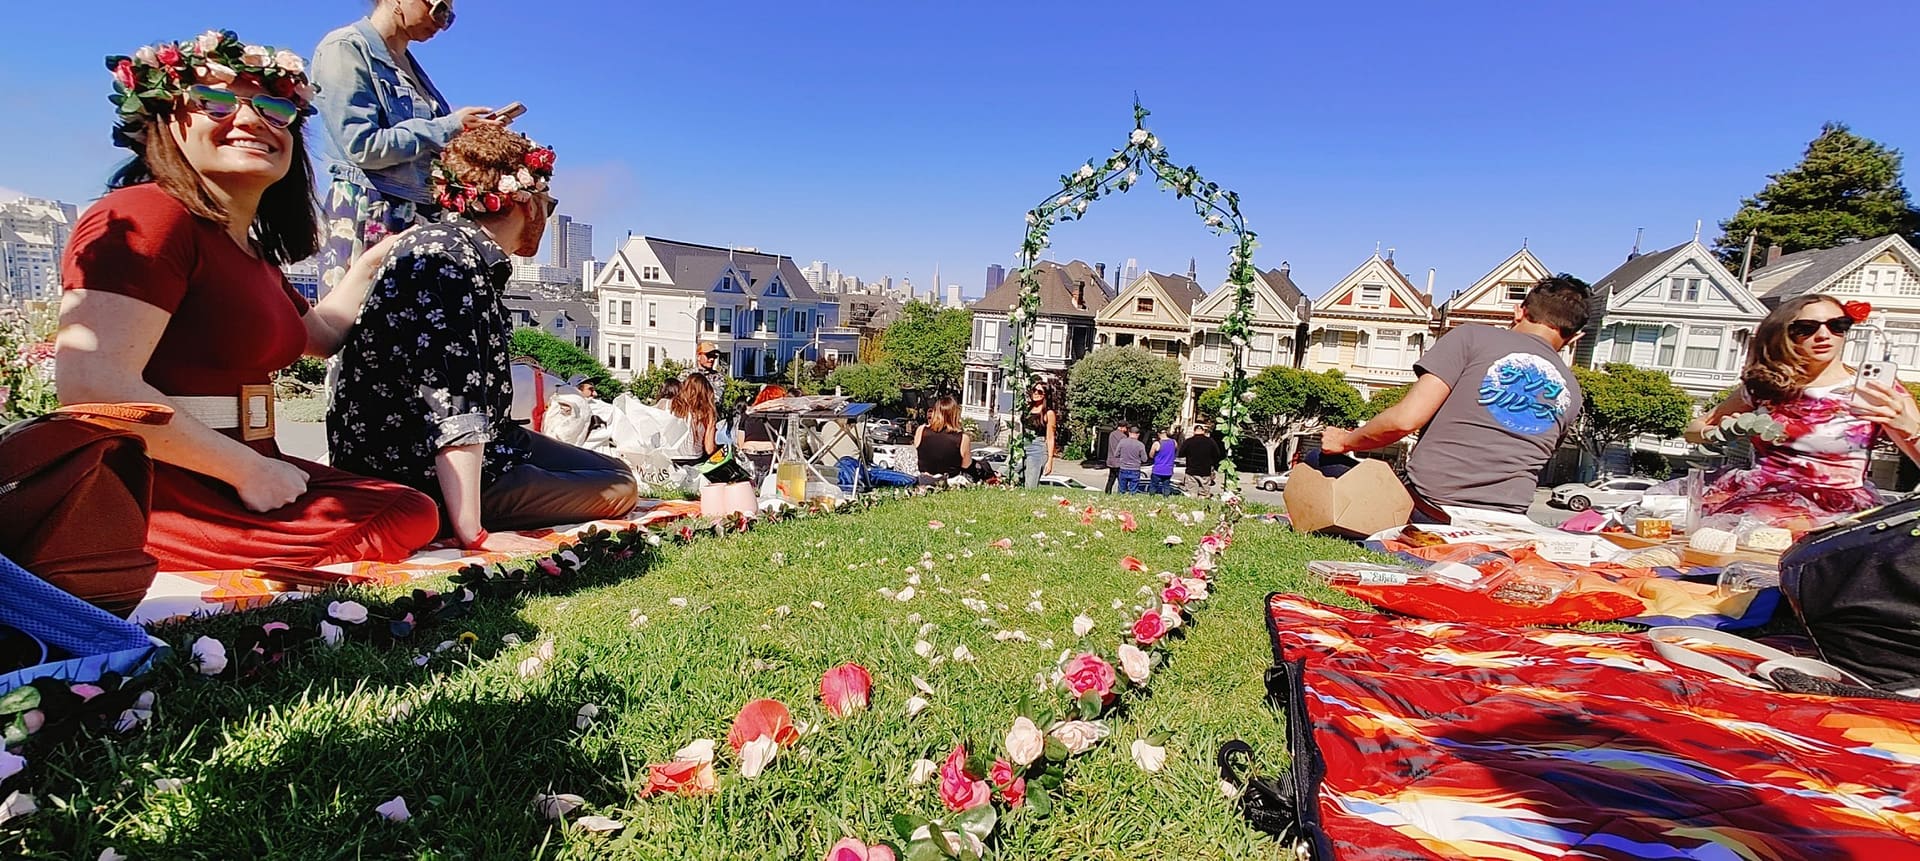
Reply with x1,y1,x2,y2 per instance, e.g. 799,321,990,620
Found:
593,237,858,382
1749,235,1920,383
1436,247,1555,336
1304,252,1434,397
1094,271,1207,359
1182,265,1309,422
1577,240,1767,397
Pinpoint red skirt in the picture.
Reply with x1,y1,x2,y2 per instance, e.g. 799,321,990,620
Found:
145,454,440,571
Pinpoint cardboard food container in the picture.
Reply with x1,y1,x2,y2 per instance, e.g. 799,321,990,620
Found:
1283,459,1413,539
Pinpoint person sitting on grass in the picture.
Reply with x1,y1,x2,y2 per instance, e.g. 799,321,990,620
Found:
670,373,719,462
327,124,638,552
1149,427,1179,495
650,376,681,412
1318,275,1590,518
914,395,973,485
1112,424,1148,494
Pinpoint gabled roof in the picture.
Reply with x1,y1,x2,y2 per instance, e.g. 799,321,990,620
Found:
1441,247,1552,315
1313,253,1433,319
970,260,1112,318
1591,240,1768,316
1140,271,1208,312
597,236,823,302
502,295,596,329
1096,271,1208,329
1193,267,1308,326
1590,243,1687,297
1748,235,1920,302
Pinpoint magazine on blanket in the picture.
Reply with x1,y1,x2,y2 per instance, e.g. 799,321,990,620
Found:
1373,510,1622,565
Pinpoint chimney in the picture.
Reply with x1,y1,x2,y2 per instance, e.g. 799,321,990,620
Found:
1096,262,1107,281
1764,244,1783,267
1279,260,1290,274
1073,279,1087,310
1426,268,1436,296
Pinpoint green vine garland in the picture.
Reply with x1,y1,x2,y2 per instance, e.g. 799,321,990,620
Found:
1006,101,1259,488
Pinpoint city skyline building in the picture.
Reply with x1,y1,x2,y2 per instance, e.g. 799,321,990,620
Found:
548,214,594,272
985,263,1005,293
0,196,77,304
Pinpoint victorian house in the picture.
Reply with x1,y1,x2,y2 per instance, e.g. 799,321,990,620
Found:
1435,247,1555,336
1577,239,1767,398
1748,235,1920,382
1182,265,1310,422
592,237,858,382
963,260,1112,431
1094,271,1207,359
1303,252,1435,398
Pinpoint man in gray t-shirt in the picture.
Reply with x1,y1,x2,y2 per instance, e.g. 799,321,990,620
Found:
1320,276,1591,514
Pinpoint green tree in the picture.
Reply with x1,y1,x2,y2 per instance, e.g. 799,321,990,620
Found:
1355,382,1412,422
1198,367,1366,474
1569,363,1694,476
1715,123,1920,266
1065,346,1184,442
826,362,904,409
508,328,619,401
878,301,972,393
627,359,691,401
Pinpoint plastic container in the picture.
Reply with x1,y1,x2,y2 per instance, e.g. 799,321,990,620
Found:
1483,562,1578,607
1419,547,1519,592
776,461,807,503
1716,560,1781,598
1306,561,1428,587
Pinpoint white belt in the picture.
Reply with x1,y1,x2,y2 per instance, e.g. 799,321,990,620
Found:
174,384,276,441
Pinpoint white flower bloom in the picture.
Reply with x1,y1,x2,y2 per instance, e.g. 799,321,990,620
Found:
1070,614,1096,637
675,738,717,764
0,791,35,826
908,758,939,785
739,735,779,779
328,601,369,624
904,695,930,718
240,45,272,67
1131,739,1168,773
1160,605,1183,630
1130,128,1149,145
318,621,344,648
1077,164,1095,179
1117,643,1151,684
99,848,129,861
1049,720,1110,755
190,636,227,675
1006,716,1045,765
273,49,305,75
134,46,158,65
499,174,522,194
951,644,975,663
375,795,411,822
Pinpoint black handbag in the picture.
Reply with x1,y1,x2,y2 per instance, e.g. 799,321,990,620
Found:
1780,497,1920,691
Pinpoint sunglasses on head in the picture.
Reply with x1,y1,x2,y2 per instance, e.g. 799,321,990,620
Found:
429,0,457,26
185,84,300,130
1787,316,1854,340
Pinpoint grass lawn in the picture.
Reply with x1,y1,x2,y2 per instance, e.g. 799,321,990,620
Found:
3,490,1371,860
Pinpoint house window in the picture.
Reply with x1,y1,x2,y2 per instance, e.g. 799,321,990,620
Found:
718,306,732,334
606,300,616,320
977,319,1000,351
1251,333,1275,368
615,268,626,283
1682,326,1723,370
751,309,766,335
965,369,990,408
620,302,632,326
552,316,565,331
646,345,658,368
1657,325,1679,366
1373,331,1405,369
702,307,716,333
1320,329,1340,362
1503,283,1529,302
762,352,777,375
1136,297,1154,314
647,302,657,327
762,310,777,335
1354,330,1371,366
575,334,591,349
1200,331,1223,364
1358,284,1384,307
796,310,810,333
1608,324,1632,363
618,343,632,371
1668,277,1703,302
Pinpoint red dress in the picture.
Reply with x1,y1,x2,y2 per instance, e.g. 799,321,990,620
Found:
60,184,439,571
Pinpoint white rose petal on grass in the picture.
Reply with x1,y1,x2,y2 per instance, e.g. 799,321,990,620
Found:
327,600,369,624
190,636,227,676
1220,779,1241,799
906,574,921,587
918,622,938,638
961,598,989,613
1025,601,1044,614
877,588,897,600
0,748,23,783
675,738,717,765
951,644,975,663
575,703,601,730
516,657,544,678
533,792,586,819
575,815,624,835
502,633,524,646
774,605,792,617
739,735,779,779
993,630,1030,643
911,675,936,696
668,597,689,608
1005,716,1045,766
810,601,826,610
908,758,939,785
1049,720,1110,755
99,849,128,861
904,696,930,718
895,586,917,602
1163,535,1183,546
913,640,936,659
319,620,344,648
1131,739,1168,773
375,795,411,822
0,791,35,826
152,778,186,794
1072,614,1096,637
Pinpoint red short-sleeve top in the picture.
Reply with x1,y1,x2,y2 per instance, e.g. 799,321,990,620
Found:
60,183,310,398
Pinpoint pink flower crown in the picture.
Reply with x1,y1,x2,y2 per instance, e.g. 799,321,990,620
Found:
106,29,314,148
431,145,557,218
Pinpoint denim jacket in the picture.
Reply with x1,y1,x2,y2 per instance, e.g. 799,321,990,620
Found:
310,19,459,205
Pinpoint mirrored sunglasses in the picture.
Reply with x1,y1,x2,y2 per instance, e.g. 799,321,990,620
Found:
430,0,457,27
185,84,300,130
1787,316,1853,340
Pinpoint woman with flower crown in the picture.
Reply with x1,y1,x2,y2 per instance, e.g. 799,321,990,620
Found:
328,126,639,551
55,30,441,576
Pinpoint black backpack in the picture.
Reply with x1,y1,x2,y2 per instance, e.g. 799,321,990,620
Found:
1781,497,1920,691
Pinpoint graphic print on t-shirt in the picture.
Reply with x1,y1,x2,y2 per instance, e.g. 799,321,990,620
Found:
1476,352,1573,435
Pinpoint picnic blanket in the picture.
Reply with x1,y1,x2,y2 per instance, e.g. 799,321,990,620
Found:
1260,594,1920,859
129,501,703,625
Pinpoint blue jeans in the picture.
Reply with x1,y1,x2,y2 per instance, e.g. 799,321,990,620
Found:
1117,469,1142,493
1148,473,1173,495
1022,440,1048,489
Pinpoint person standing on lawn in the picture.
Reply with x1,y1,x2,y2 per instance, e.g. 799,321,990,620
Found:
1179,424,1224,498
1319,275,1588,515
1103,421,1129,493
55,30,442,582
1112,425,1148,494
1149,427,1179,495
1017,380,1060,488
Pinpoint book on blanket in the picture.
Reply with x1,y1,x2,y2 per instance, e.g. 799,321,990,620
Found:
1387,513,1617,565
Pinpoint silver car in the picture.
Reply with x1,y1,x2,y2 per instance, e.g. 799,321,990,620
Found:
1549,476,1658,511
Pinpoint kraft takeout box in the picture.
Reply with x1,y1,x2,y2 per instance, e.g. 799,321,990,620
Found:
1283,459,1413,539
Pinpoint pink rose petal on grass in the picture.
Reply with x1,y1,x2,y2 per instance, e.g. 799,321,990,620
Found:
989,538,1014,551
728,699,798,752
927,520,944,530
1120,556,1148,573
820,663,873,717
826,837,898,861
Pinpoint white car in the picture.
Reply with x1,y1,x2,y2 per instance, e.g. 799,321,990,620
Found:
1549,476,1658,512
1254,471,1290,492
1038,474,1095,491
971,446,1009,465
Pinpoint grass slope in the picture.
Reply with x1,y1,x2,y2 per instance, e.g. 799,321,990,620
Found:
3,491,1367,860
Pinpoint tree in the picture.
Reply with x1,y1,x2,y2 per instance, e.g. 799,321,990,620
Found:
1355,382,1412,422
1568,363,1693,475
509,328,619,401
1715,123,1920,266
790,357,837,395
878,301,972,394
1065,346,1185,441
627,359,691,401
827,362,904,409
1198,367,1366,474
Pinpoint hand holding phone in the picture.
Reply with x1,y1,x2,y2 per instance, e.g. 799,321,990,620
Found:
491,102,527,122
1854,360,1899,405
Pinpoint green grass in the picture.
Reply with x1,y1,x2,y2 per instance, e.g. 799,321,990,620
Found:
2,491,1368,860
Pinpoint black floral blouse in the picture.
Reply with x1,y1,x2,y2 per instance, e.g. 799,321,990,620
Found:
327,216,531,495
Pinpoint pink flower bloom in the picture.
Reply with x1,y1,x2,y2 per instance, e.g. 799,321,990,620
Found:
990,759,1028,807
820,663,873,717
1132,610,1169,646
825,837,897,861
1061,653,1117,702
938,745,991,812
1162,580,1190,606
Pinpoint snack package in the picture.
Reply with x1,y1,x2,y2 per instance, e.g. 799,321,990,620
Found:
1484,562,1578,607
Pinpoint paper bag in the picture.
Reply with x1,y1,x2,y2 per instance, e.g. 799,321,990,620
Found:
1283,459,1413,538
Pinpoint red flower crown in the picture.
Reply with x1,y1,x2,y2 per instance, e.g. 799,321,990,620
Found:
431,145,556,218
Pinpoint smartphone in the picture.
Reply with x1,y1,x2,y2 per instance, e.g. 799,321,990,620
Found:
492,102,527,122
1854,360,1899,403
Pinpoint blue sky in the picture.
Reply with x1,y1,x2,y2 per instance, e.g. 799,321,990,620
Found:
5,1,1918,301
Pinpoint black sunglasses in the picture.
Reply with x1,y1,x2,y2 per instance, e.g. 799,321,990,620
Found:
1787,316,1854,340
703,351,722,359
430,0,457,26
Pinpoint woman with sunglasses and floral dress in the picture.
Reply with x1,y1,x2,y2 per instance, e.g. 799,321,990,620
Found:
55,31,440,585
1686,294,1920,533
311,0,499,292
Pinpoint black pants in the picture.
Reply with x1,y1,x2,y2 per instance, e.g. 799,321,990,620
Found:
1105,466,1120,493
480,426,641,532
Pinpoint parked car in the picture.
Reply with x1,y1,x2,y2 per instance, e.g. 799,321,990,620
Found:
1038,474,1095,491
1549,476,1658,511
1254,471,1290,492
863,418,900,441
971,446,1008,465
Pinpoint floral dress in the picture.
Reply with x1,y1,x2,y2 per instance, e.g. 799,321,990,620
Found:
326,216,532,497
1703,383,1880,533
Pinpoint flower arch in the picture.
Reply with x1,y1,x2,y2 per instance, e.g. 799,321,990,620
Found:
1005,102,1260,488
